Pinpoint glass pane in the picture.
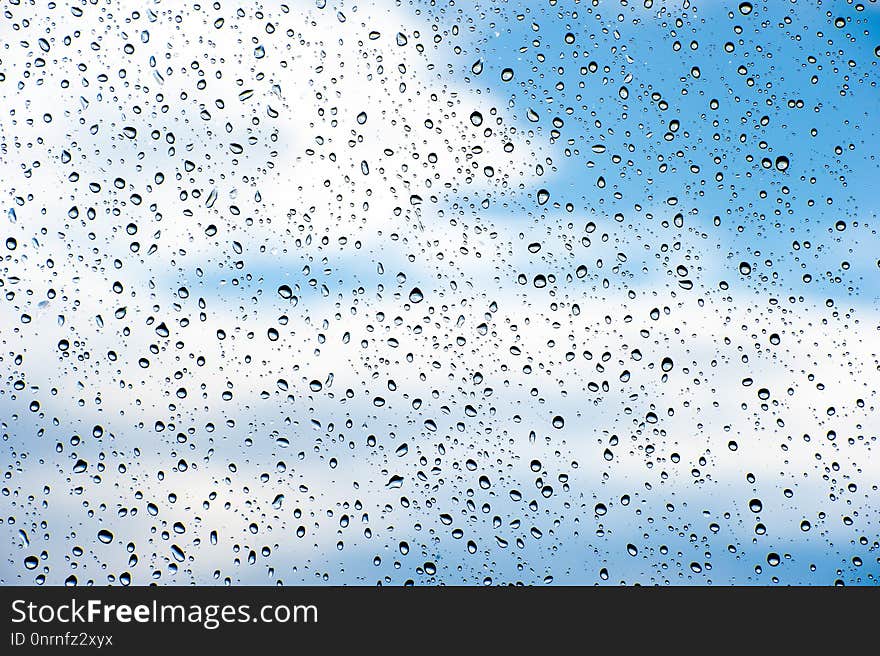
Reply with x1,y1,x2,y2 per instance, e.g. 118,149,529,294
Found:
2,0,878,585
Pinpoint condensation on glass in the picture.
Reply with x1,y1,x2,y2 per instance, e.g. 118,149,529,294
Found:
1,0,878,585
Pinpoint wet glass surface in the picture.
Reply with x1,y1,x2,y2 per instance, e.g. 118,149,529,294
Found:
1,0,879,585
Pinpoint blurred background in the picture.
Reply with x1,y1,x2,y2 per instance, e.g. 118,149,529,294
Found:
1,0,878,585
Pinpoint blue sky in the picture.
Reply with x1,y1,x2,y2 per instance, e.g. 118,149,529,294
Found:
428,0,880,302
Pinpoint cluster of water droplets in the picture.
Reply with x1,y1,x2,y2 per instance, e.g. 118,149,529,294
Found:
1,0,879,585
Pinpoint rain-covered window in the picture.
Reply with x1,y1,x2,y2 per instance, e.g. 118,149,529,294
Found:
2,0,878,585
